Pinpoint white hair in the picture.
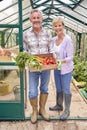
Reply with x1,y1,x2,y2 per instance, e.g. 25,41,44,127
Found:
29,9,43,19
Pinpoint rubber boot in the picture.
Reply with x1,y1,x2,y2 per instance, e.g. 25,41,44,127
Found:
59,94,71,120
49,92,63,111
30,98,38,124
39,93,50,121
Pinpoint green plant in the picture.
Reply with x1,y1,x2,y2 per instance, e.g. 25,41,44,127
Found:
14,52,42,71
73,55,87,92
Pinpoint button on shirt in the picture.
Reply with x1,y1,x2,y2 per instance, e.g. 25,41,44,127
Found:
23,28,53,54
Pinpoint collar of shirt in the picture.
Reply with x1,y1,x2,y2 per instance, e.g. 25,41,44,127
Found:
30,27,44,34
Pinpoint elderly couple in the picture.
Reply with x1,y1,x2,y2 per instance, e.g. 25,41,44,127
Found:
23,9,74,124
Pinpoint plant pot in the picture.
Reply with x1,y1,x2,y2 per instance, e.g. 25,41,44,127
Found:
80,89,87,99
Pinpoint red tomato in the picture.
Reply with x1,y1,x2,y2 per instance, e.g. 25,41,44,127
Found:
45,57,56,65
46,58,50,64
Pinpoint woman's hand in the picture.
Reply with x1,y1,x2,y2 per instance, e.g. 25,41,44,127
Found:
62,59,66,63
57,60,62,69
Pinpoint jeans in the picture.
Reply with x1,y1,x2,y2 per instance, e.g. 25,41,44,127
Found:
54,70,72,94
29,70,50,99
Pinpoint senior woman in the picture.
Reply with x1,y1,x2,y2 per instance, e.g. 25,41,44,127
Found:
49,17,74,120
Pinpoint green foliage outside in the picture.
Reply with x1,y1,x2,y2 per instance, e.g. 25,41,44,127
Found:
73,55,87,92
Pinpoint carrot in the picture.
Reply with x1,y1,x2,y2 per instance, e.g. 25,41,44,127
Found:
35,56,45,65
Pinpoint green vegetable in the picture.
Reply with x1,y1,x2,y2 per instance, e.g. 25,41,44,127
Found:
57,60,62,69
28,57,42,71
14,52,42,71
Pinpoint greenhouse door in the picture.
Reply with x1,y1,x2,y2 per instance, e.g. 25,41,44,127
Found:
0,65,24,120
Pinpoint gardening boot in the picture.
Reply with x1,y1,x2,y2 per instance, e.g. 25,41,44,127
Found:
49,92,63,111
59,94,72,120
29,98,38,124
39,93,50,121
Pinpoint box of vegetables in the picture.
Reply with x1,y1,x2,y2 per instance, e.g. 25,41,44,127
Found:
29,53,57,72
14,52,57,72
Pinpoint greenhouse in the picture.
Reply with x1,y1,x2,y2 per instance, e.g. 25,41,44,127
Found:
0,0,87,123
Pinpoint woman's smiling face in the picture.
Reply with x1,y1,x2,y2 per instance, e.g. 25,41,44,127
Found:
52,18,64,36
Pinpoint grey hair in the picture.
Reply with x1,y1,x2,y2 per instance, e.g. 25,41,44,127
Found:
29,9,43,19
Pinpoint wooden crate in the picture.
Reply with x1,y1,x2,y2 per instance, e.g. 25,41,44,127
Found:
0,56,12,62
29,53,57,72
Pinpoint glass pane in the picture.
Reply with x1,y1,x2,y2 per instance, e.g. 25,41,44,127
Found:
0,0,18,24
0,28,19,62
0,66,20,101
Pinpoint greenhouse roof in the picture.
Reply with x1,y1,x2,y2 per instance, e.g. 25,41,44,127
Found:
0,0,87,33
